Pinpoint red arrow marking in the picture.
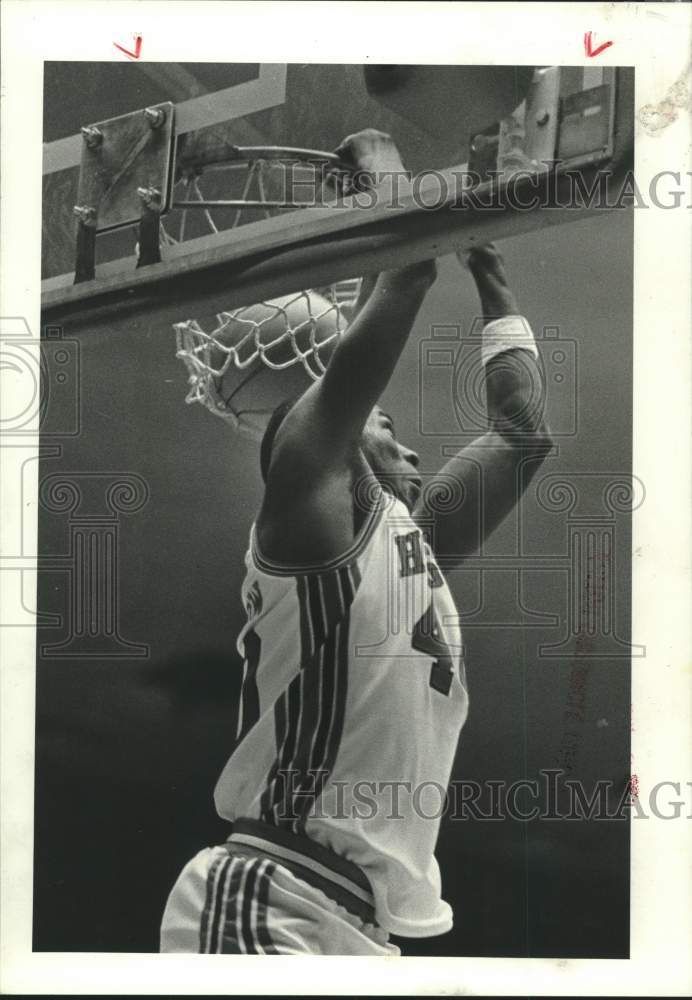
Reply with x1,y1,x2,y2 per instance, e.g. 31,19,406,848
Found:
584,31,613,58
114,35,142,60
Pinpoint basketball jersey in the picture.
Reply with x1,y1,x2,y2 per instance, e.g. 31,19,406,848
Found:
213,488,469,938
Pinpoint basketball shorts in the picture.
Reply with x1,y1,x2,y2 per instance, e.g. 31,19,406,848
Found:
160,819,400,956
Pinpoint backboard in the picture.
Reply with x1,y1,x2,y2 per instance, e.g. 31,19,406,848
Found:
41,63,632,329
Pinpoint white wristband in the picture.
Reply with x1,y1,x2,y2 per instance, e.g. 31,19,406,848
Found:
481,315,538,367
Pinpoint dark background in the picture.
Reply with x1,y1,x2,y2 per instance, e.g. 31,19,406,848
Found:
35,63,632,956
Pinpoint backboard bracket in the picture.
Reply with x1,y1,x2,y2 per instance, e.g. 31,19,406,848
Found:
75,101,175,233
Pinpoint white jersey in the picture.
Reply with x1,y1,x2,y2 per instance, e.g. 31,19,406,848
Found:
214,488,469,938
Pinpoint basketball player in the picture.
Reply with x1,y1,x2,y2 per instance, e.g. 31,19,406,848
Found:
161,130,552,955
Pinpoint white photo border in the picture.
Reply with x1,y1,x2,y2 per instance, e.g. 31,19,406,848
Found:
1,1,690,995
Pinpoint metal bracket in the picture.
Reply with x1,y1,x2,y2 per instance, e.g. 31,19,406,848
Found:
557,81,616,167
72,102,175,283
468,67,561,183
136,187,163,268
75,101,175,234
72,206,97,285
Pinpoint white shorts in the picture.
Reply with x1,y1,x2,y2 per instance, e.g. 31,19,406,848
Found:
160,825,400,956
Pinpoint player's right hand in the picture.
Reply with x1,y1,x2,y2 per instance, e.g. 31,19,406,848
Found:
334,129,407,189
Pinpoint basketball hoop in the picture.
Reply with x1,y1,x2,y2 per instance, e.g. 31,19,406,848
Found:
170,144,360,438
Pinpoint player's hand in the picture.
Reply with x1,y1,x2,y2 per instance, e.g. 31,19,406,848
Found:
334,129,407,191
457,243,506,281
465,243,512,287
381,258,438,291
461,243,519,319
405,259,438,285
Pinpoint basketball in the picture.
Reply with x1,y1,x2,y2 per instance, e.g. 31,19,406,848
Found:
177,289,345,437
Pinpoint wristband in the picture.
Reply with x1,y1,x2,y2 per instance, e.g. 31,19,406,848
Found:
481,315,538,367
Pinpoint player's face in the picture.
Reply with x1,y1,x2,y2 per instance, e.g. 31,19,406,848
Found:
361,407,422,511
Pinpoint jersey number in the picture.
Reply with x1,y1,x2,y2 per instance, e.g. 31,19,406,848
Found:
396,531,455,695
412,603,455,696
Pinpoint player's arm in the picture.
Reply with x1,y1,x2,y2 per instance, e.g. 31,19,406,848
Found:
414,244,553,566
269,130,436,473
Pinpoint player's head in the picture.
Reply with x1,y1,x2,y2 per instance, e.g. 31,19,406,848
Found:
360,406,421,511
261,399,420,508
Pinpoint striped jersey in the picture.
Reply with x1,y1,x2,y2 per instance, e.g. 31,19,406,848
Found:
214,488,469,938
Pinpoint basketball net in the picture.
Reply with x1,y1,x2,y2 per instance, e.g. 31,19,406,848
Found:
169,152,360,437
174,281,360,436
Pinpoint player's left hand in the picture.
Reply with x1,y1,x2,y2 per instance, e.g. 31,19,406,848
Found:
334,128,408,194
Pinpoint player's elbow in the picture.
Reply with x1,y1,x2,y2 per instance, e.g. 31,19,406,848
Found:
527,418,554,457
493,395,554,455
